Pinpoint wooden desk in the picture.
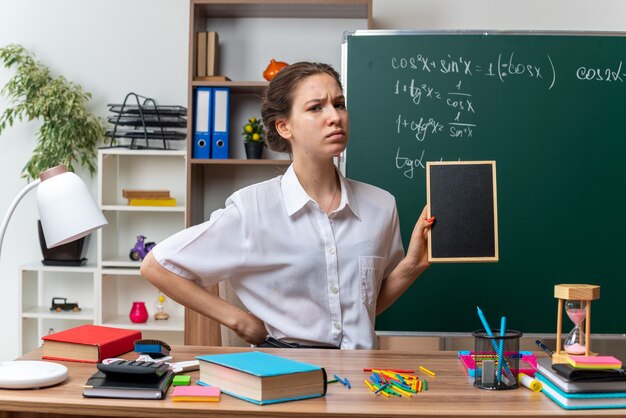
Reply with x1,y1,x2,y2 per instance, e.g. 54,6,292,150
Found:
0,346,620,417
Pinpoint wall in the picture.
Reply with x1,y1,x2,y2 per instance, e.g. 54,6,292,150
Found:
0,0,188,361
1,0,625,360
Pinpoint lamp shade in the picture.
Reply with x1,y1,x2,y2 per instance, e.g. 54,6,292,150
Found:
37,166,107,248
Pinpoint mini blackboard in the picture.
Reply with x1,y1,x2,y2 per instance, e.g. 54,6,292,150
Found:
426,161,498,262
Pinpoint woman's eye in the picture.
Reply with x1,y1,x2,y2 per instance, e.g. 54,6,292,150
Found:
335,103,346,109
308,105,322,111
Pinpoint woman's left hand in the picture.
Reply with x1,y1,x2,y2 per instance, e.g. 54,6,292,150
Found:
404,205,434,275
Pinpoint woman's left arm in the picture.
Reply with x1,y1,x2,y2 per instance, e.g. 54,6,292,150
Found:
376,206,434,315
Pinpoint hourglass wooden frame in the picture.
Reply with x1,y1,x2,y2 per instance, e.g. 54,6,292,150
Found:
553,284,600,364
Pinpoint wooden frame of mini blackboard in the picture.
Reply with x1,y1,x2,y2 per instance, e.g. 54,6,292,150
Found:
426,161,499,263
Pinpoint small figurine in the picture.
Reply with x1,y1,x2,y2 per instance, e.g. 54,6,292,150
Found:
50,297,81,312
154,291,170,320
263,59,288,81
129,235,156,261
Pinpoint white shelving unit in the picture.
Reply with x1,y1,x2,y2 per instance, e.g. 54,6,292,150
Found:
97,148,186,344
19,146,188,354
19,262,98,354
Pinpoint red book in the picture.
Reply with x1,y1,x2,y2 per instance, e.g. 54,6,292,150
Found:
42,325,141,363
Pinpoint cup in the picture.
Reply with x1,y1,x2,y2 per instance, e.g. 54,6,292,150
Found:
472,329,522,390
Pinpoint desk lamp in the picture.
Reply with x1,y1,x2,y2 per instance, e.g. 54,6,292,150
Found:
553,284,600,364
0,165,107,389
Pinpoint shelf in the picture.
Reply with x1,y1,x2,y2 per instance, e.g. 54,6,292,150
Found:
22,307,96,320
190,158,291,166
20,262,99,273
101,258,143,268
101,315,184,332
190,80,267,94
102,205,186,213
98,148,187,157
193,1,371,20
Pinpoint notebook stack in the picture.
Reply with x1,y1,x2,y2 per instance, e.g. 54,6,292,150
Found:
536,356,626,410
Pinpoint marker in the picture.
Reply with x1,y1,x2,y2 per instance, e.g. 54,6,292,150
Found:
535,340,553,357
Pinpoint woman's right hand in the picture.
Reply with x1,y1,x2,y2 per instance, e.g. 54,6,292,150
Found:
234,311,268,345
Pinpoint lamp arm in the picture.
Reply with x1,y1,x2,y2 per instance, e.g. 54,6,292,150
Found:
0,178,41,258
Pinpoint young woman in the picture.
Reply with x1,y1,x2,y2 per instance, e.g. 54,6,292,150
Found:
141,62,434,349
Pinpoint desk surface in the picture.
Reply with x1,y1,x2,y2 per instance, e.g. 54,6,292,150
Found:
0,346,621,418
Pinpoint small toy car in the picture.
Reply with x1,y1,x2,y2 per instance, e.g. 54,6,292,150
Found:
50,297,81,312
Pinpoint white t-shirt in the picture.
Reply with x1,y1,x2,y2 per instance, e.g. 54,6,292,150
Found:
152,164,405,349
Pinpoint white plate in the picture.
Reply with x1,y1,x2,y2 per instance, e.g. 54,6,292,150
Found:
0,361,68,389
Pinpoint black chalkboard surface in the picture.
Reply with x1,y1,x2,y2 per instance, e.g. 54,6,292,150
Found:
427,161,498,262
344,31,626,334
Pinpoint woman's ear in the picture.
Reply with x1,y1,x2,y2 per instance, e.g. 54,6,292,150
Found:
275,118,293,140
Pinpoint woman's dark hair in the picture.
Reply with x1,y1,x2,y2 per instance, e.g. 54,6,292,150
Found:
261,62,342,153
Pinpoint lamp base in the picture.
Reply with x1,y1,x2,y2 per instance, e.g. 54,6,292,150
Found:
41,257,87,267
38,220,88,264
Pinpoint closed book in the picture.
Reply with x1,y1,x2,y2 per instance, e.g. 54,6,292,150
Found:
537,372,626,410
196,351,327,405
536,358,626,393
206,31,219,76
42,324,141,363
172,385,221,402
196,31,207,77
122,189,171,199
128,198,176,207
83,370,173,399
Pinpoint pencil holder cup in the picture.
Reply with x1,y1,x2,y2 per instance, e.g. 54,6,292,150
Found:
472,329,522,390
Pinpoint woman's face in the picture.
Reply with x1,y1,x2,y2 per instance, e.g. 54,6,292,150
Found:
277,73,349,161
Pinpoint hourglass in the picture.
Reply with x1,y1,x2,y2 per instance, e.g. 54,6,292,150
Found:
553,284,600,364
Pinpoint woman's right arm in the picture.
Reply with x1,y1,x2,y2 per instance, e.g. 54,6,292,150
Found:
140,252,268,345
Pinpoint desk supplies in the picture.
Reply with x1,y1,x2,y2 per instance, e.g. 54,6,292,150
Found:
196,351,327,405
472,324,521,389
96,359,169,381
536,358,626,393
134,339,171,359
458,351,537,378
496,316,506,383
42,324,141,363
537,373,626,410
173,375,191,386
172,385,220,402
567,355,622,370
475,307,516,385
535,340,554,357
419,366,436,377
83,369,173,400
553,284,600,363
518,373,542,392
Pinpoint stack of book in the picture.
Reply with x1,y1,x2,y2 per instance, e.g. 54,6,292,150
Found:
123,189,176,207
195,31,228,81
536,356,626,410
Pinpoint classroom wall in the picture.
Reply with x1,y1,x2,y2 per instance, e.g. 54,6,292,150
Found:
1,0,625,361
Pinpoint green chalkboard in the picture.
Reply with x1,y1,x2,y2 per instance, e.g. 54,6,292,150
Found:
344,31,626,334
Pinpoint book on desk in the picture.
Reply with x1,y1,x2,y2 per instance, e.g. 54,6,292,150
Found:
536,357,626,410
83,370,174,400
196,351,327,405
